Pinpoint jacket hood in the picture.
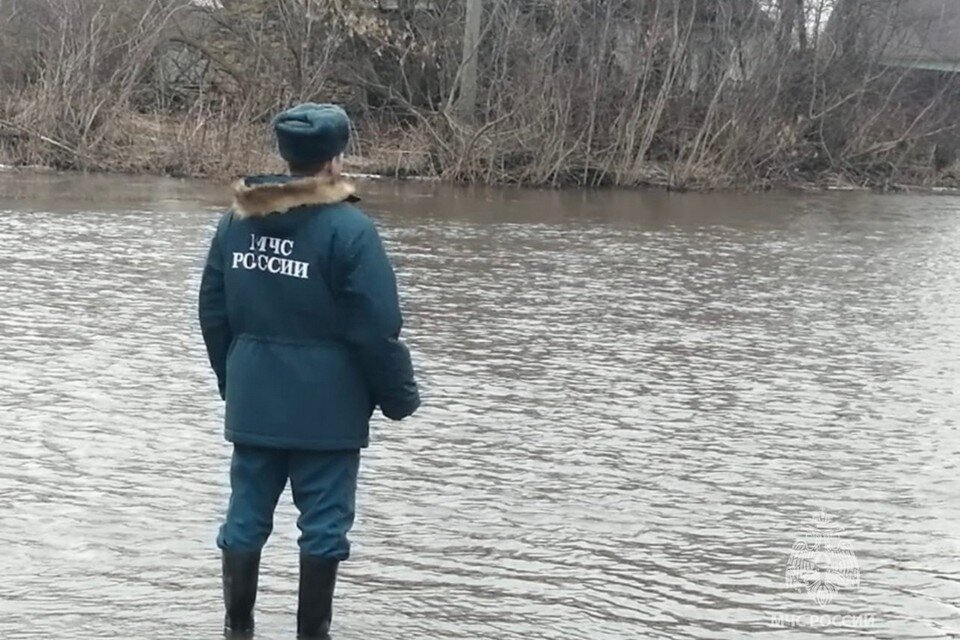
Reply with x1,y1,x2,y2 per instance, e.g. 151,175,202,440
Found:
232,174,358,218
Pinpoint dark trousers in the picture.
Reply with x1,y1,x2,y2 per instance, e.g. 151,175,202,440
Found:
217,445,360,559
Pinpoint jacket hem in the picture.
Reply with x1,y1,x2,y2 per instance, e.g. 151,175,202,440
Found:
225,429,369,451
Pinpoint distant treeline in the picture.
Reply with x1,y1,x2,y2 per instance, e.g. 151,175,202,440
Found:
0,0,957,190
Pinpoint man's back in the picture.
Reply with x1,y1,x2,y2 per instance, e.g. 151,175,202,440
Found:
200,174,419,451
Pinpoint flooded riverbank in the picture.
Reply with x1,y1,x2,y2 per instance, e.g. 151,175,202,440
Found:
0,172,958,639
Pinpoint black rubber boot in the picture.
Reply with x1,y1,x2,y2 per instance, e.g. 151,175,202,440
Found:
297,556,339,639
222,550,261,638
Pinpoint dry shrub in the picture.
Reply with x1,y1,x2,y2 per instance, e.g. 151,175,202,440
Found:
0,0,958,189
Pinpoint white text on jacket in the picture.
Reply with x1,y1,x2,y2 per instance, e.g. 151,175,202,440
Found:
231,234,309,279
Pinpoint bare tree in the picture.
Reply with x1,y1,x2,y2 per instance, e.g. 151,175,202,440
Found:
455,0,483,122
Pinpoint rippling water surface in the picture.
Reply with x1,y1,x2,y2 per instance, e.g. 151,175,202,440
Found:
0,171,958,639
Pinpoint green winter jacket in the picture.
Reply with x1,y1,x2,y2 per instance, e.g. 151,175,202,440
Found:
199,174,420,450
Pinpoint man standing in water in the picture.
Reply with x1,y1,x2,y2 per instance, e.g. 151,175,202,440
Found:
199,103,420,638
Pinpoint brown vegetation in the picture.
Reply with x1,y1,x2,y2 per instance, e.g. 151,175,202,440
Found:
0,0,958,190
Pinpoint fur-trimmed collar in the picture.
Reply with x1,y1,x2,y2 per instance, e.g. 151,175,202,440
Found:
232,175,358,218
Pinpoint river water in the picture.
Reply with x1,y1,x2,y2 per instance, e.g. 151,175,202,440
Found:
0,170,958,639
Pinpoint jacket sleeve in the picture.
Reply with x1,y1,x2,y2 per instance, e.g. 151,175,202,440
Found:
198,217,232,400
340,225,420,420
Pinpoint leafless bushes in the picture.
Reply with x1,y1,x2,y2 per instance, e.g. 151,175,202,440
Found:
2,1,178,169
416,0,960,188
0,0,957,189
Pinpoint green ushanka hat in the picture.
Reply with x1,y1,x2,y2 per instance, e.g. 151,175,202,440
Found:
272,103,350,166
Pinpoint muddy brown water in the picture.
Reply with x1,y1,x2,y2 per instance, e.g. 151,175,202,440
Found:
0,171,958,639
